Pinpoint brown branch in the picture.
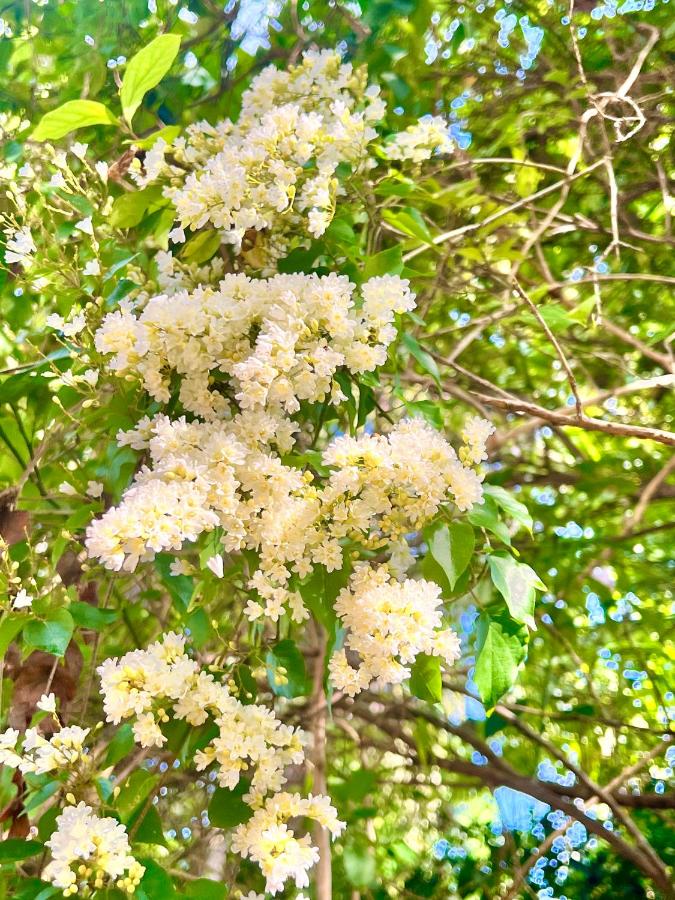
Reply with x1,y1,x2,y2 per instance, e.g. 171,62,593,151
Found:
471,392,675,446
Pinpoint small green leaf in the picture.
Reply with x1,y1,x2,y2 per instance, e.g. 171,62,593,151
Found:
134,124,181,150
110,185,166,229
137,858,177,899
0,839,43,864
0,615,24,657
180,229,221,264
183,879,228,899
473,610,528,709
155,553,193,612
483,484,533,534
344,844,377,888
24,609,74,657
266,639,311,698
116,770,158,824
427,521,475,592
488,555,545,629
363,245,403,279
69,600,118,630
401,333,441,386
32,100,117,141
208,781,253,829
409,653,442,703
467,496,511,545
130,804,167,847
120,34,182,124
105,723,136,767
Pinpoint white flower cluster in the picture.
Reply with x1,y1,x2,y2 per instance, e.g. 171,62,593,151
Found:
86,416,487,621
328,564,461,696
232,792,345,895
43,802,144,896
94,272,414,421
460,415,496,465
0,725,91,775
97,631,304,803
137,50,385,261
98,633,344,893
384,115,455,163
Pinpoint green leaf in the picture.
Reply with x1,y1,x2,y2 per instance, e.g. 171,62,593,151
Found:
0,839,43,863
69,600,118,630
266,639,311,698
344,844,377,888
409,653,442,703
467,496,511,545
116,770,158,824
363,245,403,279
382,207,433,243
120,34,182,124
208,781,252,829
137,859,177,899
105,723,136,767
427,521,475,592
483,484,533,534
401,333,441,386
473,610,528,709
110,185,166,229
134,124,181,150
23,609,74,657
32,100,118,141
180,229,221,264
155,553,194,612
488,555,545,629
183,879,228,899
130,804,167,847
0,615,24,657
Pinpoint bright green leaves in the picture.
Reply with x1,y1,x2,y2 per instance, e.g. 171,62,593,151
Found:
120,34,181,124
488,554,545,629
266,639,311,698
363,245,403,279
426,521,475,593
32,34,182,143
400,333,442,387
32,99,118,141
116,770,159,825
23,609,73,657
483,484,533,535
208,781,252,829
0,839,43,863
473,610,528,710
409,653,442,703
110,185,168,229
105,724,136,768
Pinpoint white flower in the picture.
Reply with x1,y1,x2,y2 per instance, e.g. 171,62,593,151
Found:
59,482,78,496
82,259,100,276
46,313,87,338
4,227,35,267
95,161,109,182
206,554,224,578
12,589,33,610
74,216,94,236
169,558,192,576
70,141,88,160
86,480,104,498
37,692,57,713
49,171,67,189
